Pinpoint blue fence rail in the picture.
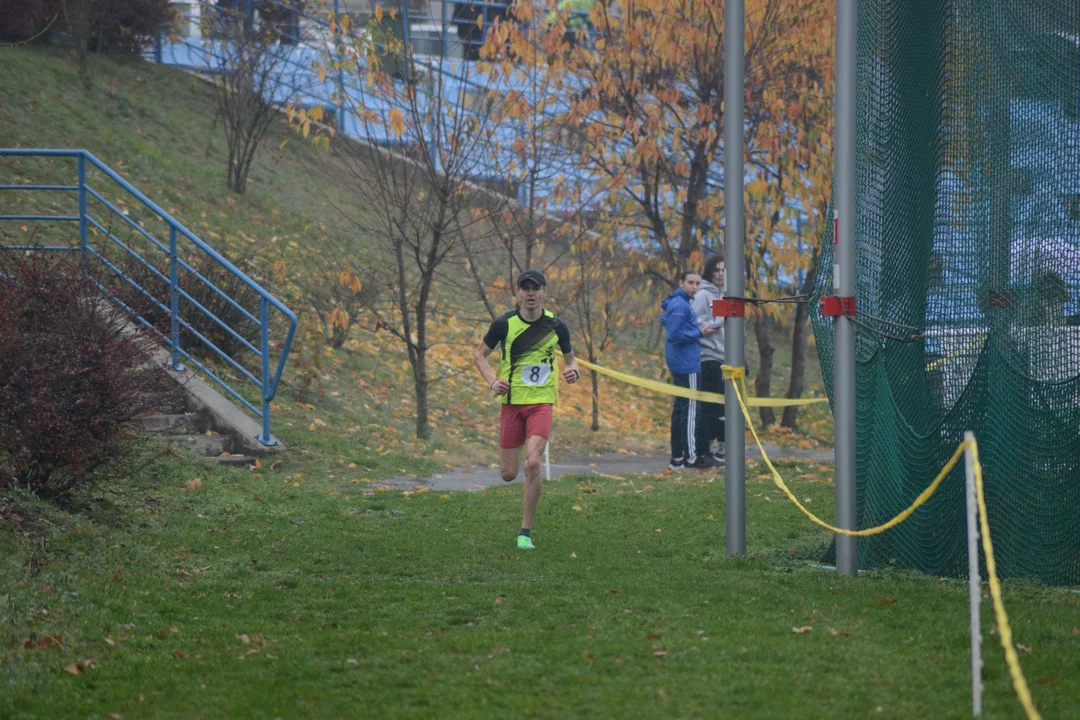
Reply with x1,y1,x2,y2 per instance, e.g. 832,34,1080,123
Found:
0,149,298,447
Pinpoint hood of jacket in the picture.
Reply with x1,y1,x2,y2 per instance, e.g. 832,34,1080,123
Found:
660,287,691,312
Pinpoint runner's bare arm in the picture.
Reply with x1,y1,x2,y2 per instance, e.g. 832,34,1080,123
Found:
561,351,580,384
474,340,509,395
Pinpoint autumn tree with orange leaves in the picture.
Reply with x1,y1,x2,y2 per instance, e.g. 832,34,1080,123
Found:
293,8,515,439
551,235,653,430
486,0,834,423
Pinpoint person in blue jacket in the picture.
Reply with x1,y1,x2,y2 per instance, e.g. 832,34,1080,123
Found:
661,271,719,470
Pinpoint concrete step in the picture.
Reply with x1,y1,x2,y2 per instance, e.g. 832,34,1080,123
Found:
156,433,232,456
208,454,259,467
133,413,203,435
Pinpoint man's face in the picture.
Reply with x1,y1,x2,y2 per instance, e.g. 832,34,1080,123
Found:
517,281,545,309
680,273,702,296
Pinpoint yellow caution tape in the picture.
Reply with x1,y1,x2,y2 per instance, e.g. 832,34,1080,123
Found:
972,441,1042,720
924,333,987,372
575,358,829,407
721,363,1041,719
722,364,961,536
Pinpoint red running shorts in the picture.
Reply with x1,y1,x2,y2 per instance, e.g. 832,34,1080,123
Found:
499,403,553,449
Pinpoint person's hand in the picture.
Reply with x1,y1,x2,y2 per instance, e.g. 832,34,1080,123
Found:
562,366,580,384
702,325,717,336
490,379,510,395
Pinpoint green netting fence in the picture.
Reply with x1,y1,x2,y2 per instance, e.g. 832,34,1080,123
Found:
812,1,1080,584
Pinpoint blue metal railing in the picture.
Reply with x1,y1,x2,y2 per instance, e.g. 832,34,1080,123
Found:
0,149,298,446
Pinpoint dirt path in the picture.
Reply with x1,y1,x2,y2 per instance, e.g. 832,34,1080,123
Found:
376,444,834,492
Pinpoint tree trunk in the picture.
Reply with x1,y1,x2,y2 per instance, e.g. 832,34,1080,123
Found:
590,367,600,431
753,313,776,426
412,345,430,439
782,256,818,429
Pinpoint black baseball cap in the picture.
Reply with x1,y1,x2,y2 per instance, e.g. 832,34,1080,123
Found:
516,269,547,288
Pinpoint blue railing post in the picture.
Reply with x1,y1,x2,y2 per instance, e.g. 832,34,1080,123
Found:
260,296,275,445
168,223,184,371
77,153,88,267
5,148,296,449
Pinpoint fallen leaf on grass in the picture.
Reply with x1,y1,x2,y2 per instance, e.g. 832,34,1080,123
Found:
573,506,583,512
1016,643,1032,654
652,650,668,657
24,632,64,650
171,650,185,659
570,552,577,559
792,626,813,634
64,663,84,675
873,597,898,606
1037,675,1058,685
185,479,202,492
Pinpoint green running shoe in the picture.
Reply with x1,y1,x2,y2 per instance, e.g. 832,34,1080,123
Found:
517,535,535,550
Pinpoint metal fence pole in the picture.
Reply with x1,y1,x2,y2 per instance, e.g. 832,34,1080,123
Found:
723,0,746,557
964,431,984,716
168,224,183,371
833,0,858,577
260,296,273,445
77,154,88,268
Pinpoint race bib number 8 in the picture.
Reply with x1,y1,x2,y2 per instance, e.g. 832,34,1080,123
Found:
519,363,551,386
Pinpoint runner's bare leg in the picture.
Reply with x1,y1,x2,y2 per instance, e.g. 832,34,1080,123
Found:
521,434,547,529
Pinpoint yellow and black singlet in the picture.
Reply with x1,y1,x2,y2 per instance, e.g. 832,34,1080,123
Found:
483,308,573,405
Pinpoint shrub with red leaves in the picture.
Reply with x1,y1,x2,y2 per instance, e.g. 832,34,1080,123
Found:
0,256,177,498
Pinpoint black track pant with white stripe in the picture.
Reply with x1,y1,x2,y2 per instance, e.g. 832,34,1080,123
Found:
670,372,708,462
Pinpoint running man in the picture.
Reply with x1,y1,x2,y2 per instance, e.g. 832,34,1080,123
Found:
473,269,580,550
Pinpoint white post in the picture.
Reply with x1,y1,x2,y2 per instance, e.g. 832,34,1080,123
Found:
964,430,983,716
544,441,550,481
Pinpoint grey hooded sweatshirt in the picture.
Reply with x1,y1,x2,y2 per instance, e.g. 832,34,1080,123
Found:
691,278,725,362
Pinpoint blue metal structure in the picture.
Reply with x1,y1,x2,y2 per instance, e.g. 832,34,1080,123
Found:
152,0,602,211
0,149,298,446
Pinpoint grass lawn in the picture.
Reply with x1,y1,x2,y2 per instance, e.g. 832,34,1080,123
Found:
3,451,1077,719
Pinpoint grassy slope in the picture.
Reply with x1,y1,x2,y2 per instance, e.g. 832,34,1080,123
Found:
0,46,830,466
